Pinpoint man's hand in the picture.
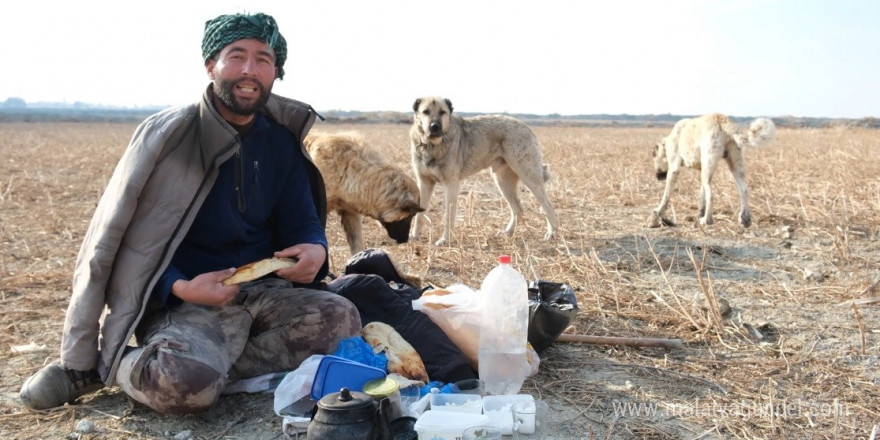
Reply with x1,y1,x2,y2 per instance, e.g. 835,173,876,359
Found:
171,268,240,307
274,243,326,283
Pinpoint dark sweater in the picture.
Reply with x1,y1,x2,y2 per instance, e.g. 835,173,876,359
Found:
153,113,327,307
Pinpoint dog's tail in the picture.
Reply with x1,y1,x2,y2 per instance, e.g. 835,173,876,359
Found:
720,116,775,149
745,117,776,148
542,164,552,182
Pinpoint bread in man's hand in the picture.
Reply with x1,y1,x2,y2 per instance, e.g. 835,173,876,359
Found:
221,257,297,286
362,321,429,382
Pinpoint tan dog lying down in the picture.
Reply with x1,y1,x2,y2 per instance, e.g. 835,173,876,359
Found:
648,113,776,228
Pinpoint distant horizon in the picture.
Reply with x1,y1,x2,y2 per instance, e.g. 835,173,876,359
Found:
2,98,876,121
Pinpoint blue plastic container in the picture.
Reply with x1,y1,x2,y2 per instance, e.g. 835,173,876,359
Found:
310,355,386,400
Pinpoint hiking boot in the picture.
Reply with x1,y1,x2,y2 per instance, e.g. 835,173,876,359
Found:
19,361,104,410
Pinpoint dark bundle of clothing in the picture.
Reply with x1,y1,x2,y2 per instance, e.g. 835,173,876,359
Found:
325,249,477,383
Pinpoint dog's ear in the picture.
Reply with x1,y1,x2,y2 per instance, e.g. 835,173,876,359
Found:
412,98,422,113
402,200,425,215
445,98,453,114
652,138,665,156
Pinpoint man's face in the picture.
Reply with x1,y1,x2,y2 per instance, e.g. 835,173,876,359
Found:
206,38,278,117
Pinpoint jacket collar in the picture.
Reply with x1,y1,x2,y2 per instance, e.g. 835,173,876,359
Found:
262,92,319,143
197,84,318,167
198,85,240,167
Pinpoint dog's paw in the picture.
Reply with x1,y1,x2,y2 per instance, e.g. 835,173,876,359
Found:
434,237,450,246
648,212,676,228
495,228,514,238
647,212,664,228
738,211,752,228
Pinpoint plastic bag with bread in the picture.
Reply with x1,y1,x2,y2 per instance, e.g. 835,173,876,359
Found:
411,284,540,376
361,321,429,383
411,284,482,368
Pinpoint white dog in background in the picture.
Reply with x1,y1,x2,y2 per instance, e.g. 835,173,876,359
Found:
648,113,776,228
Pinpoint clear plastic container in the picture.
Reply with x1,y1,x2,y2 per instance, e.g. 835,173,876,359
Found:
482,394,535,434
478,255,529,395
399,384,422,417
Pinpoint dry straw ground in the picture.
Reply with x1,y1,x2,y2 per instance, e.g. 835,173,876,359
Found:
1,121,878,439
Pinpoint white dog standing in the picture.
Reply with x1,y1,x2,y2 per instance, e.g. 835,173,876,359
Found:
409,96,558,246
648,113,776,228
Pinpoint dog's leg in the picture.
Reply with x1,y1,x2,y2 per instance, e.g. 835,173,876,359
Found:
510,165,558,240
533,186,558,240
698,184,707,219
491,165,523,237
437,180,460,246
648,165,679,228
699,160,719,226
410,177,435,241
726,149,751,227
339,210,365,254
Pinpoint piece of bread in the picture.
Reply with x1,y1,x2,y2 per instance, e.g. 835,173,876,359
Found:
221,257,297,286
362,321,429,382
417,289,455,310
420,288,453,297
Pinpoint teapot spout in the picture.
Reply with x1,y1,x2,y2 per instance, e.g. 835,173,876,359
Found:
375,397,393,440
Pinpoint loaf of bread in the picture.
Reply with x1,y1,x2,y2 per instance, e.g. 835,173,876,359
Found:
221,257,297,286
362,321,429,382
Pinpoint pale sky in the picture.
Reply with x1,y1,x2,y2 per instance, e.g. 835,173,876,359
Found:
2,0,878,118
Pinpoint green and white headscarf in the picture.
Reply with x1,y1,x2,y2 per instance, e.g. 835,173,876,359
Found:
202,12,287,79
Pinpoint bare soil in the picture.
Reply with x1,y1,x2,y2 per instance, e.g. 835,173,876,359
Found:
1,122,878,439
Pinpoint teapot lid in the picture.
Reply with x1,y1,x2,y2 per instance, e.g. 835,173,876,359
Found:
317,387,374,411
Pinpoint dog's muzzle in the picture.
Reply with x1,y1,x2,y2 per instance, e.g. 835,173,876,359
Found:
428,121,443,137
381,217,415,244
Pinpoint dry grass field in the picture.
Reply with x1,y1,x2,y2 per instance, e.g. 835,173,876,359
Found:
1,121,879,439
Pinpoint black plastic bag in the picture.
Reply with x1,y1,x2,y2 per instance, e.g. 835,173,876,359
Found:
527,280,579,353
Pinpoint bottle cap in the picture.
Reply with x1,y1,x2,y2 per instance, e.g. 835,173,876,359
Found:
499,255,511,264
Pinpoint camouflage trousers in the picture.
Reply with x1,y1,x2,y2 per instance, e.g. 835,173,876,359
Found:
115,278,361,414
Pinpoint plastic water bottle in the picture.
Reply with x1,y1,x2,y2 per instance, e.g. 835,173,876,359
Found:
478,255,529,395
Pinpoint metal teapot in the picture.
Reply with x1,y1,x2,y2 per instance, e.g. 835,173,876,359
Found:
307,387,392,440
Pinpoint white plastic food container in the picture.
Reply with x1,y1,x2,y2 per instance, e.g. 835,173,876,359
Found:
429,392,482,413
414,410,489,440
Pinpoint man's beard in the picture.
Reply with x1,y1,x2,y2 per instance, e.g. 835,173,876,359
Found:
214,78,272,116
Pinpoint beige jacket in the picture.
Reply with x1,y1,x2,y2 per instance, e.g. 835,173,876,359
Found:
60,86,325,384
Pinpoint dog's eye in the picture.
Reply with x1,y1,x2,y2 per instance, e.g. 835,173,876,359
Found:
421,110,430,115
